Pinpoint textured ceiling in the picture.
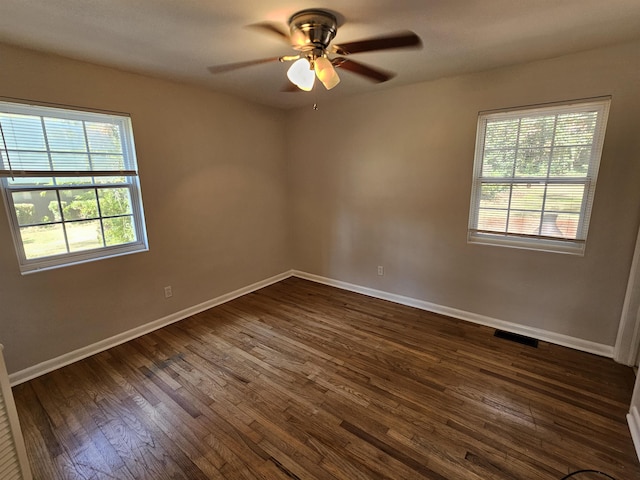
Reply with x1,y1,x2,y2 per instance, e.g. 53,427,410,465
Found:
1,0,639,109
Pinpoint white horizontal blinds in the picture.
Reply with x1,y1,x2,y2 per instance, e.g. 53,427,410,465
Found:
471,99,609,245
0,101,136,179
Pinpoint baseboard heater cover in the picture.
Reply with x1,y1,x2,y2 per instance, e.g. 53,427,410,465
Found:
494,329,539,348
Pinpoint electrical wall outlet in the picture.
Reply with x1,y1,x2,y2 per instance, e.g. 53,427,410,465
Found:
377,266,384,276
164,286,173,298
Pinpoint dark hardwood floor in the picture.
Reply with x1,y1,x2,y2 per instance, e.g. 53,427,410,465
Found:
12,277,640,479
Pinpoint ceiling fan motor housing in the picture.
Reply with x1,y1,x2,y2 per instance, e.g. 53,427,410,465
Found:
208,9,419,86
289,9,337,51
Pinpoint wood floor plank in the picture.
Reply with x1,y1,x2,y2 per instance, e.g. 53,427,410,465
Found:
11,277,640,479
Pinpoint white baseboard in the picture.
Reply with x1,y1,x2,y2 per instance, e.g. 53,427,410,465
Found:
628,407,640,461
292,270,614,358
9,270,294,386
10,268,615,385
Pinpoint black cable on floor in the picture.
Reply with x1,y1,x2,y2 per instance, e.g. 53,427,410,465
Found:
560,470,616,479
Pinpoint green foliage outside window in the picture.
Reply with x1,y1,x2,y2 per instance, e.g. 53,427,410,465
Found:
44,187,135,246
15,203,34,224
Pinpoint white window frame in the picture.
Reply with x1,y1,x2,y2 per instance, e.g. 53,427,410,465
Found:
468,98,610,255
0,100,148,274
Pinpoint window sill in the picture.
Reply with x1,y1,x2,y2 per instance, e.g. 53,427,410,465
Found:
468,232,585,255
18,242,149,274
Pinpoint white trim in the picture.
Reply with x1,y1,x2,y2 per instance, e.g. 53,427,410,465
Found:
468,232,585,256
628,406,640,462
10,268,615,385
467,98,610,256
0,345,33,479
9,270,293,386
614,223,640,366
292,270,614,358
0,102,148,275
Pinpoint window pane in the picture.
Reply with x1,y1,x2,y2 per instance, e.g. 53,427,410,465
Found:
6,177,54,187
507,210,542,235
481,149,515,177
556,213,580,239
515,148,551,177
545,184,585,213
91,154,126,171
21,224,67,259
549,146,590,177
44,118,87,152
13,199,35,226
60,189,98,220
477,209,507,232
540,213,564,236
484,119,519,148
51,153,91,171
555,112,597,146
12,190,60,225
67,220,103,252
55,177,92,186
95,175,126,185
98,188,132,216
480,184,510,208
510,184,545,211
86,122,123,153
518,115,555,148
104,216,136,246
2,150,50,171
0,114,46,151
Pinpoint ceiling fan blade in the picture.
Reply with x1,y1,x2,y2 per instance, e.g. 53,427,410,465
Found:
332,57,395,83
247,22,291,44
207,57,281,74
332,31,421,55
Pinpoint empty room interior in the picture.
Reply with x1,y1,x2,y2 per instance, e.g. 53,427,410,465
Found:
1,1,640,479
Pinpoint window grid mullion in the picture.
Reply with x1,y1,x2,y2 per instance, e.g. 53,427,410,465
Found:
478,176,588,184
5,183,130,194
54,189,72,254
575,179,591,239
0,121,14,175
473,120,488,230
39,117,57,187
81,120,97,184
484,142,593,152
504,118,523,234
536,113,560,236
94,187,107,248
1,148,96,156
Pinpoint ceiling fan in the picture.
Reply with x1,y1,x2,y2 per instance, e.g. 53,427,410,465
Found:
208,9,422,92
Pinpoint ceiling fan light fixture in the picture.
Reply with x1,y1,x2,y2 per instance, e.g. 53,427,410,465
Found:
314,56,340,90
287,57,315,91
208,8,423,98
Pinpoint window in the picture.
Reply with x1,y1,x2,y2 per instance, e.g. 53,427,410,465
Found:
468,98,610,255
0,101,148,273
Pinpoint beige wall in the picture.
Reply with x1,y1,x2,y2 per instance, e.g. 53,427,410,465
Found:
2,39,640,376
288,40,640,346
0,44,289,373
